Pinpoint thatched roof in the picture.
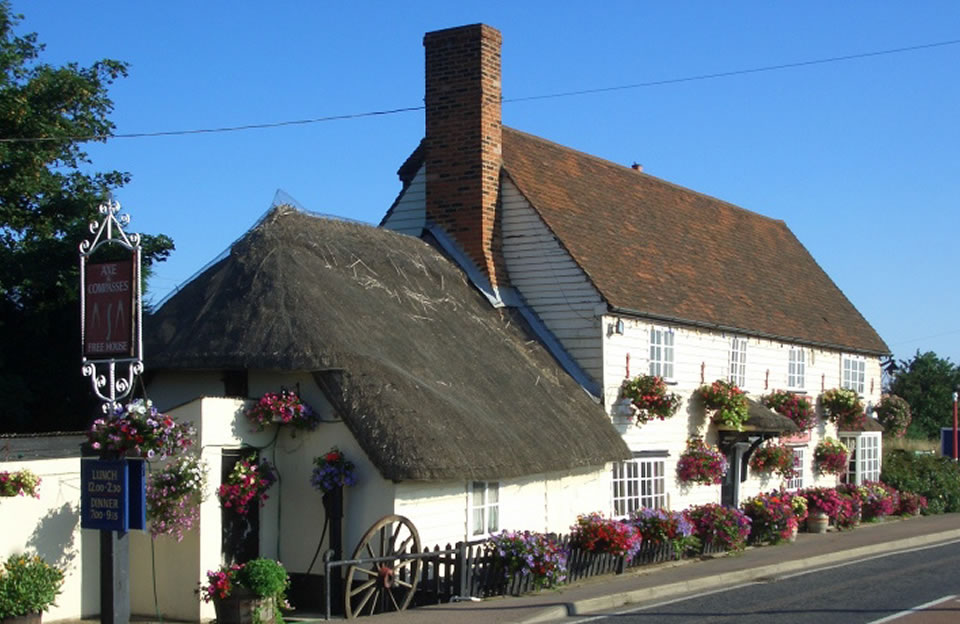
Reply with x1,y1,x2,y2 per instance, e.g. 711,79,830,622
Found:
147,206,629,481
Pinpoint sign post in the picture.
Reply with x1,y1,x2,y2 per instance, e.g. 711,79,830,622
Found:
79,200,145,624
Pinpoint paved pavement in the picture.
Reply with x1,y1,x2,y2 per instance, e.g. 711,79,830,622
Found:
63,513,960,623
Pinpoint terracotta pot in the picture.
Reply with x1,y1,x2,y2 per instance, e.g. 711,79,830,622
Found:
806,511,829,534
0,613,42,624
214,591,276,624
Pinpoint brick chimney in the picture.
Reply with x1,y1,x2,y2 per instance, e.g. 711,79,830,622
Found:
423,24,506,291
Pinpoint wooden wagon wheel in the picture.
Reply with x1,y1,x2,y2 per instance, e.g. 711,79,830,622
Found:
344,514,422,618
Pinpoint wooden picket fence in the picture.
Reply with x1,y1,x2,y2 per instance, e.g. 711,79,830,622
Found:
324,534,734,617
402,533,728,606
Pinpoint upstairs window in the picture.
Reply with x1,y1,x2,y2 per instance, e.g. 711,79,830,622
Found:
842,356,866,395
649,327,675,380
470,481,500,536
788,348,806,390
729,337,747,387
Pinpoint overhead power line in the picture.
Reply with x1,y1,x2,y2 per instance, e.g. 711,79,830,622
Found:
1,37,958,144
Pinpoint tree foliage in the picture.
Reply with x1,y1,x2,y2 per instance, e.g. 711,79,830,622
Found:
0,2,173,432
887,351,960,440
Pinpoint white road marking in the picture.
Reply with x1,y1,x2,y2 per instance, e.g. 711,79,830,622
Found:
866,594,958,624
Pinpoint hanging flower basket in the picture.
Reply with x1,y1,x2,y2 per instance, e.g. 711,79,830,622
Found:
820,388,865,430
619,375,683,426
874,394,911,438
748,442,795,480
676,437,728,486
0,470,41,498
813,437,849,476
697,380,748,431
245,389,318,432
87,399,195,460
218,455,276,515
761,390,816,431
310,447,357,494
146,455,208,541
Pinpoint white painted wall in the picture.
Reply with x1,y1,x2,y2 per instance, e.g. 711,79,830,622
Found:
0,456,98,621
393,465,611,548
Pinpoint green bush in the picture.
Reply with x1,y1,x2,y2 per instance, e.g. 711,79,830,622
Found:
0,554,64,618
237,557,289,601
881,450,960,514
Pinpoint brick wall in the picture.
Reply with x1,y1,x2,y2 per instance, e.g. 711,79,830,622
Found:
423,23,508,290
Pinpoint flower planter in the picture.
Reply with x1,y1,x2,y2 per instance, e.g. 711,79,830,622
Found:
787,525,798,543
806,512,829,534
213,590,276,624
0,613,42,624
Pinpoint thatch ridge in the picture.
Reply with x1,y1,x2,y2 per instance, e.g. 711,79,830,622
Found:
147,206,629,481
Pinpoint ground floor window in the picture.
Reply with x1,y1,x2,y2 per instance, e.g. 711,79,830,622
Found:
786,447,804,490
612,454,666,516
840,433,881,484
470,481,499,536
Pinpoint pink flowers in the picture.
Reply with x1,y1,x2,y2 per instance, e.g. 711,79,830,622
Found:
762,390,816,431
146,456,207,541
748,442,796,480
217,456,276,515
0,469,40,497
246,390,318,431
87,399,194,460
676,437,728,486
814,438,849,475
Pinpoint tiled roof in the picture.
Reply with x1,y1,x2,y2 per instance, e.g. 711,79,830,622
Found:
501,127,889,355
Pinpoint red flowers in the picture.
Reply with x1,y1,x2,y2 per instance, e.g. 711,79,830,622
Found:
620,375,682,426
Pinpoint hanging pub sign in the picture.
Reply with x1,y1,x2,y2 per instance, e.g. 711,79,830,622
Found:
80,458,146,532
83,258,137,358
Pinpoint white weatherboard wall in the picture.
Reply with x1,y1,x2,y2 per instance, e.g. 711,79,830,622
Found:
0,455,98,621
600,314,884,508
381,165,426,236
501,178,605,385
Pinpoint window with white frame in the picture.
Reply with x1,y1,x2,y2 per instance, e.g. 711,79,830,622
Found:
842,356,866,395
649,327,675,379
470,481,499,536
612,455,666,516
840,433,881,485
788,347,806,389
785,447,804,490
729,337,747,387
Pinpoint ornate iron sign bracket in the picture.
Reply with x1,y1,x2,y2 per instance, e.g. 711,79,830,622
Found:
79,200,143,413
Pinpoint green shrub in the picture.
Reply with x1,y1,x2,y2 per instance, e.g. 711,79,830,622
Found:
0,554,64,618
881,450,960,514
237,558,289,601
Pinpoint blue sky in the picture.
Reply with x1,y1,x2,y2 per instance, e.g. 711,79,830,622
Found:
15,1,960,365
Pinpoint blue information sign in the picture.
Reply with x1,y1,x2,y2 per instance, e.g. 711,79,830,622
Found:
81,458,146,532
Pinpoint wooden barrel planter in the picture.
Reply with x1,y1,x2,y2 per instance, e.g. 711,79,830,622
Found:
806,512,829,534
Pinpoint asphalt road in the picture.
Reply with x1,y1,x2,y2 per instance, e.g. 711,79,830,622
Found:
572,540,960,624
